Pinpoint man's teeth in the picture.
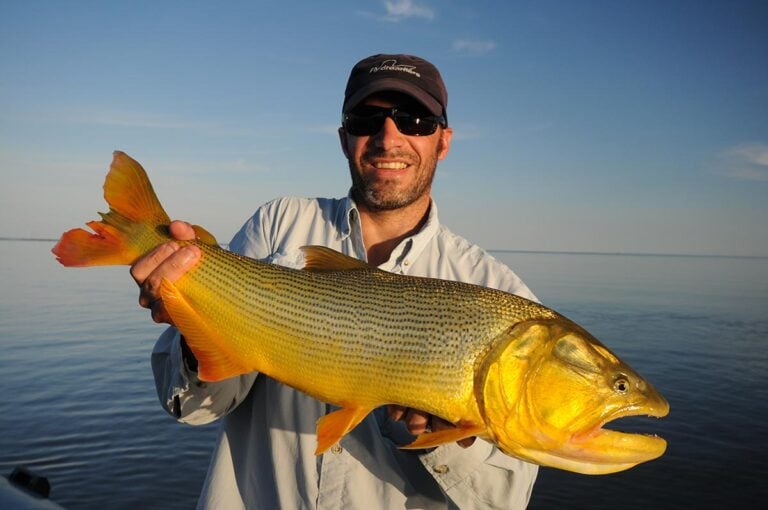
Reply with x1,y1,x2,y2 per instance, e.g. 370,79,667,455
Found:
375,162,408,169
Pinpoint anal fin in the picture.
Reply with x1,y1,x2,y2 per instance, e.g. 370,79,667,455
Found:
400,423,485,450
315,405,374,455
159,278,248,382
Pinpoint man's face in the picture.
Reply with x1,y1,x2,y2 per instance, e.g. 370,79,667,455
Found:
339,92,453,211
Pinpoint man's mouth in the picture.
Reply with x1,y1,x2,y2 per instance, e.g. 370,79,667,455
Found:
374,161,408,170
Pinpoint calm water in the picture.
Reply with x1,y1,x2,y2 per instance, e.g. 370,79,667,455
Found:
1,240,766,509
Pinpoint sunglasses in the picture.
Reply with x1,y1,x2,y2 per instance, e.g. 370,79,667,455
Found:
343,106,447,137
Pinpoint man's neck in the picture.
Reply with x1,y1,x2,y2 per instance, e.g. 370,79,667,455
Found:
357,195,431,267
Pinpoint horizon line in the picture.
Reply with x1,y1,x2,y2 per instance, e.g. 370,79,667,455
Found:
2,237,766,260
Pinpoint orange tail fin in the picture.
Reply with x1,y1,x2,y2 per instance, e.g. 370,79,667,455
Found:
52,151,171,267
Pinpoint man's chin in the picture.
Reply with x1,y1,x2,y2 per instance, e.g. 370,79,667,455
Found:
361,195,411,211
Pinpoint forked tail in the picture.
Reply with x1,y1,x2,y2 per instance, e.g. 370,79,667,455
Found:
52,151,172,267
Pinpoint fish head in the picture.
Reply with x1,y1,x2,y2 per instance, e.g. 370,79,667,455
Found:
477,318,669,474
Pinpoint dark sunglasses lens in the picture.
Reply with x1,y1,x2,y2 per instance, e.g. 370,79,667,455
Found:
345,113,385,136
394,113,439,136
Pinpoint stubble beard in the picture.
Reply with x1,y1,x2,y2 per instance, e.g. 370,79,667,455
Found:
349,143,441,212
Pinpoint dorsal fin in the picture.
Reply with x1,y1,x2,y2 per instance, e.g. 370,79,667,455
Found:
300,246,371,271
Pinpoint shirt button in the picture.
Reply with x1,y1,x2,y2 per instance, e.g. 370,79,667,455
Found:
331,444,343,455
403,259,410,266
433,464,450,474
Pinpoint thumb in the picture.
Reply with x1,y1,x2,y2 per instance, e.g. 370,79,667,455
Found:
169,220,197,241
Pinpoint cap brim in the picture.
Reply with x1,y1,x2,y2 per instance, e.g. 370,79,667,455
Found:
343,78,443,116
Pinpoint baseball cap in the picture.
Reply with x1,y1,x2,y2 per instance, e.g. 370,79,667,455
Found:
342,54,448,122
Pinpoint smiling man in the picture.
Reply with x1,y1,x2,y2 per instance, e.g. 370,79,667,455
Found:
137,54,540,509
340,88,451,266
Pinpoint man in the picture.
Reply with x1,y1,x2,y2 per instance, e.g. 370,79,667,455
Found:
133,54,539,509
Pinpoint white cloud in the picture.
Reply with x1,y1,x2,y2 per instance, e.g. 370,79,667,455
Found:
383,0,434,21
718,143,768,182
452,39,497,56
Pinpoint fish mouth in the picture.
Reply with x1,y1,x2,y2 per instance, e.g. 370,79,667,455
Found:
564,399,670,474
505,395,670,475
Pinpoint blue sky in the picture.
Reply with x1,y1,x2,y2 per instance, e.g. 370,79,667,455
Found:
2,0,767,256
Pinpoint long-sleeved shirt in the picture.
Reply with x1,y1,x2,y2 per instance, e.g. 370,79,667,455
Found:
152,195,539,509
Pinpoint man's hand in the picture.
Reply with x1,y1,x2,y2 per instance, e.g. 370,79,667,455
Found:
387,405,476,448
130,220,200,325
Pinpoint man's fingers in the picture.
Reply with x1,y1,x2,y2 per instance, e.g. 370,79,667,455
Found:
391,407,477,449
150,301,171,324
388,404,406,421
168,220,196,241
404,409,430,436
456,437,476,448
388,407,433,435
135,245,201,312
154,245,200,282
130,222,196,285
130,242,180,286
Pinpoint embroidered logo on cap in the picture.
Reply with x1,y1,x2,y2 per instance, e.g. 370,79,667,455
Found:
369,59,421,78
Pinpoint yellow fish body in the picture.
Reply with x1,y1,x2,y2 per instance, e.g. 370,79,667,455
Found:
53,152,669,474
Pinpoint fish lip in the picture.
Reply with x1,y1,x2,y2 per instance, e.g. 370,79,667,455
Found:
573,399,669,446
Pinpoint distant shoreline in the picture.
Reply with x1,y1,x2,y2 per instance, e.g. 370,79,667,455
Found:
1,237,59,242
487,249,768,260
3,236,765,260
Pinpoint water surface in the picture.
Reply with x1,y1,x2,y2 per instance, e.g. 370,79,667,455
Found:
1,241,766,508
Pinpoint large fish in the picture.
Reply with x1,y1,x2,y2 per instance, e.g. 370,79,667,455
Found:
53,152,669,474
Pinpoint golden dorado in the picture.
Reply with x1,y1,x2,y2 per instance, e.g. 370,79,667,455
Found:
53,152,669,474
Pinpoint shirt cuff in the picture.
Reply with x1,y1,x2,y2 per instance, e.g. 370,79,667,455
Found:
160,328,204,407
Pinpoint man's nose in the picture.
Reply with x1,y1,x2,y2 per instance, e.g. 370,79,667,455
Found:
373,116,404,149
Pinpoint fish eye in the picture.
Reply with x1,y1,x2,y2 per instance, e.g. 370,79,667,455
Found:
613,375,630,394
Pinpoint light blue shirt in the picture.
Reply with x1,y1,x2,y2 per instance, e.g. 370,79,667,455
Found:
152,195,539,509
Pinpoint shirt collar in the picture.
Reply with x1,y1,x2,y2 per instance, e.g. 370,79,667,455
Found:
338,191,441,270
337,193,357,241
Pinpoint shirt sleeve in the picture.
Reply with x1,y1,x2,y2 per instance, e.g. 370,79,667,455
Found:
150,203,277,424
151,327,258,424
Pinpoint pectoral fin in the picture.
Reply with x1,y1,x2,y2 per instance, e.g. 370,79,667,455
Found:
315,405,374,454
400,423,486,450
159,278,249,382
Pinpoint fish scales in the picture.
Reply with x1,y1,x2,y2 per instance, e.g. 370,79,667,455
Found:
176,242,559,419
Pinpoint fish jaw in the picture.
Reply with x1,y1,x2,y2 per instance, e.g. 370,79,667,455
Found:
478,319,670,474
521,394,670,474
510,434,665,475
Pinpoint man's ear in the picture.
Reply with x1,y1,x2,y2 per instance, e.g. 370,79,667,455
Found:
338,127,350,159
437,127,453,160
